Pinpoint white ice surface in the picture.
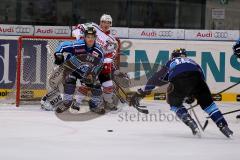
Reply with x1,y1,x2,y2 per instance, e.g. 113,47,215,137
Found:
0,101,239,160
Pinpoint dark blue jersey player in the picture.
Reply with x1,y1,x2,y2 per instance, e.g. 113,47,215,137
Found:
54,26,105,114
130,48,233,138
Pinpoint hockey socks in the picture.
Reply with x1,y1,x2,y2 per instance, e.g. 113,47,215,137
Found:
204,102,227,127
204,102,233,138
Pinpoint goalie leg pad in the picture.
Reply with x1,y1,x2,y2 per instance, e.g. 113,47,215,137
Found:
113,70,130,88
41,88,63,111
48,66,65,89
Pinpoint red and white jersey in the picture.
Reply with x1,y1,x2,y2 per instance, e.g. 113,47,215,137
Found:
72,22,119,56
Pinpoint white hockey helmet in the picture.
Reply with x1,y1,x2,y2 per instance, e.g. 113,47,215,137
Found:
100,14,112,26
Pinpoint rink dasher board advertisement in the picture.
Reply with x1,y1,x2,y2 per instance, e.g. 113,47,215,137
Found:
0,36,240,102
1,24,240,40
0,24,71,37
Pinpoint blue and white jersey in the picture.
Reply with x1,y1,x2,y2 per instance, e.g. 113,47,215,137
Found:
165,57,205,81
55,39,104,62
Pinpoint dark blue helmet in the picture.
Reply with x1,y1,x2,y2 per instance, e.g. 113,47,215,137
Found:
233,38,240,58
171,48,187,59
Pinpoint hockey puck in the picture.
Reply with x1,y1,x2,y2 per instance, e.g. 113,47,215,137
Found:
107,129,113,132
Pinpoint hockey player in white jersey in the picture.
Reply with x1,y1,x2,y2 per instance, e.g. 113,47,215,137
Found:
72,14,121,110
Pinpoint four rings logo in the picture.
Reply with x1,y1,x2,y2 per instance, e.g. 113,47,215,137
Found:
196,31,229,39
214,32,228,38
158,31,173,37
141,30,173,38
54,28,69,34
15,26,32,34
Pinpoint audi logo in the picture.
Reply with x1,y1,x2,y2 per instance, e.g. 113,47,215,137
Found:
15,26,31,33
158,31,173,37
54,28,69,34
214,32,228,38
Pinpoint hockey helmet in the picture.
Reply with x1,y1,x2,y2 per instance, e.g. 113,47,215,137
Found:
233,38,240,58
84,26,97,37
171,48,187,59
100,14,112,26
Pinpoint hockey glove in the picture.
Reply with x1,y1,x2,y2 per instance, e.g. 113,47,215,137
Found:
54,53,64,65
130,88,146,107
184,96,195,104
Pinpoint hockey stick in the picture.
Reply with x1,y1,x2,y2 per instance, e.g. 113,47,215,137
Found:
114,81,149,114
191,106,205,132
187,80,240,111
202,109,240,131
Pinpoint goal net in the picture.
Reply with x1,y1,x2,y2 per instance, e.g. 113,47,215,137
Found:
2,36,75,106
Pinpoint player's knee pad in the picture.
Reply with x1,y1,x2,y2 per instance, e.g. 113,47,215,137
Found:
63,93,74,108
89,96,104,109
64,75,77,95
65,74,77,84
